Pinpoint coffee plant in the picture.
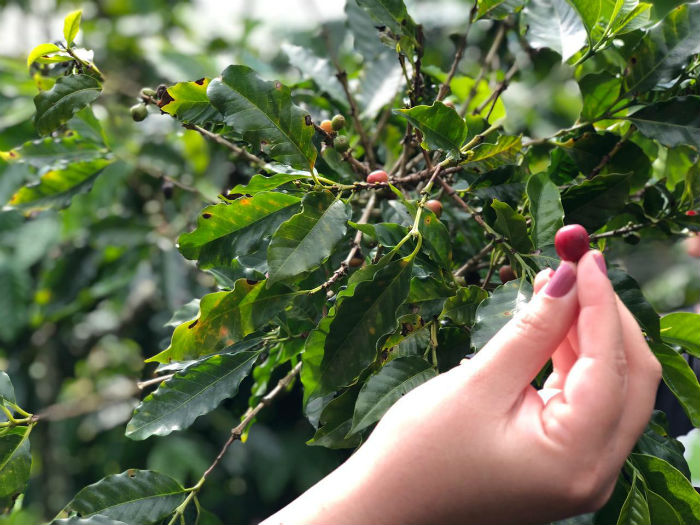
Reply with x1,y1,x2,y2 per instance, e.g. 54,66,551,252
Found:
1,1,699,523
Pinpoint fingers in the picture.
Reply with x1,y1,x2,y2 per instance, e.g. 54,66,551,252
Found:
542,251,627,445
468,262,578,404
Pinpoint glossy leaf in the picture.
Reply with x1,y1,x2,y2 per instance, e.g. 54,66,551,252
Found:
635,423,690,479
609,268,660,341
355,0,417,50
526,171,564,249
490,199,534,253
7,158,114,214
522,0,587,61
308,387,362,449
616,471,650,525
440,286,488,326
0,372,15,405
629,96,700,148
282,44,346,105
650,343,700,427
53,516,130,525
177,192,301,268
161,78,224,126
0,426,31,499
462,135,522,173
321,256,413,390
26,43,62,68
63,10,82,45
645,488,681,525
33,74,102,136
126,351,260,440
472,280,532,350
394,102,467,158
7,133,108,170
267,191,349,285
624,2,700,94
629,453,700,524
476,0,527,20
660,312,700,357
207,65,317,171
568,0,601,46
417,207,452,270
561,173,632,232
228,173,311,196
349,356,435,434
578,72,622,121
148,279,295,363
63,470,186,524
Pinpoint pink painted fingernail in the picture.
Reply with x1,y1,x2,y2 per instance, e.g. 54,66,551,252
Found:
545,262,576,297
592,251,607,275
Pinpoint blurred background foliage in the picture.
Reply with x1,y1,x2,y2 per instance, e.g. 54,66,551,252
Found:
0,0,697,522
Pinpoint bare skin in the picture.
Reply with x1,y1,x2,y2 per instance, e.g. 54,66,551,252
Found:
263,250,662,525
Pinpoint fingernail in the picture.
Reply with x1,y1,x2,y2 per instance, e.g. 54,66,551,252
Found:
592,251,607,275
545,262,576,297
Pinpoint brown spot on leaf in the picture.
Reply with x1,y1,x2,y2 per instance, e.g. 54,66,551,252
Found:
503,311,512,316
127,469,137,478
274,81,282,90
202,213,212,219
195,77,205,85
630,56,637,65
188,319,199,329
304,115,313,126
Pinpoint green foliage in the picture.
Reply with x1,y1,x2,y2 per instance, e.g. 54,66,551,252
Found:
1,1,699,524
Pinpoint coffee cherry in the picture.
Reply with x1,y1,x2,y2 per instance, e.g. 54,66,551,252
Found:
331,114,346,131
140,87,157,97
349,256,364,267
367,170,389,184
554,224,590,262
130,103,148,122
320,120,333,134
499,265,516,284
425,199,442,217
333,135,350,153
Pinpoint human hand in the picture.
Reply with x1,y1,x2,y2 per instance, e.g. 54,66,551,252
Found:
263,251,661,524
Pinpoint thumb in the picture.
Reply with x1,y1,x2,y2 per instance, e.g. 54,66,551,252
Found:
468,261,579,402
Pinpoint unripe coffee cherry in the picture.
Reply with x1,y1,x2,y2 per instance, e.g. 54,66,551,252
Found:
333,135,350,153
140,87,157,97
320,120,333,134
499,265,516,284
331,114,346,131
367,170,389,183
425,199,442,217
554,224,590,262
130,103,148,122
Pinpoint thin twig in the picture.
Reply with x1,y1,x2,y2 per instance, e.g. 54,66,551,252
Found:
437,33,468,101
472,62,519,116
183,124,265,166
589,127,634,179
589,222,647,240
336,70,377,169
461,23,506,114
455,240,495,277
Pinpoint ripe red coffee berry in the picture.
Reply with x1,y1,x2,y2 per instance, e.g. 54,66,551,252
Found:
554,224,590,262
499,265,516,283
367,170,389,183
425,199,442,217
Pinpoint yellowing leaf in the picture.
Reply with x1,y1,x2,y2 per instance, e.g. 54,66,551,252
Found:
26,43,61,68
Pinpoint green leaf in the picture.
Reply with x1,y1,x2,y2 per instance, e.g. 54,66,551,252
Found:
0,261,30,343
160,78,224,126
568,0,601,47
522,0,587,61
645,488,681,525
267,191,349,285
417,207,452,270
0,372,16,405
629,453,700,525
321,256,414,390
355,0,418,52
33,74,102,136
628,96,700,148
228,173,311,196
635,420,690,478
616,471,650,525
490,199,534,253
7,158,114,214
394,102,468,158
126,351,260,440
308,387,363,449
526,172,564,249
624,2,700,94
7,133,108,170
462,135,522,173
0,426,31,500
476,0,528,20
608,268,660,341
282,44,346,106
63,470,186,524
26,43,62,68
177,192,301,268
53,516,131,525
660,312,700,357
578,72,622,121
207,65,317,171
561,172,631,232
148,280,295,364
349,356,436,434
472,280,533,350
63,10,82,45
650,343,700,427
440,286,488,326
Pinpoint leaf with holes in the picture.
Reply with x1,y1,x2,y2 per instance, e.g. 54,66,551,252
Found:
207,65,317,171
127,350,260,440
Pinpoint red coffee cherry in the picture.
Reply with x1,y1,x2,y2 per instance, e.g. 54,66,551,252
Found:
367,170,389,183
554,224,590,262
